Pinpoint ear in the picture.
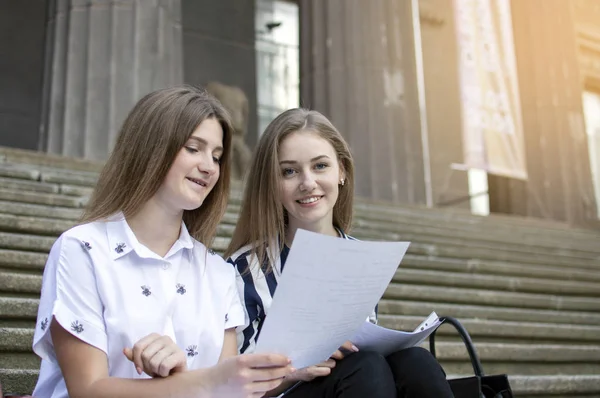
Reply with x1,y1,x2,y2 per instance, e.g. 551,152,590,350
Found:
338,163,346,184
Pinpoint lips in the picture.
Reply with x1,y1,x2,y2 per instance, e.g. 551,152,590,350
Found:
186,177,208,187
296,195,323,204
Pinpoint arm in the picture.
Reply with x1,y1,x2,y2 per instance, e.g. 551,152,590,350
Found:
53,319,293,398
218,328,239,362
51,319,210,398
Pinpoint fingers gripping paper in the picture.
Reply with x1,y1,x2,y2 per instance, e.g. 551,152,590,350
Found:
255,229,410,369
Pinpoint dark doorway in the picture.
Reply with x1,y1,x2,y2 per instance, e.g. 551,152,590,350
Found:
0,0,49,150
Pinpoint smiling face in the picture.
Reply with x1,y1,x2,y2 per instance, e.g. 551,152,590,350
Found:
153,117,224,214
278,130,345,235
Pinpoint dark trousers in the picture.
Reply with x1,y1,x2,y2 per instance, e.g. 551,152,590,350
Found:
285,347,454,398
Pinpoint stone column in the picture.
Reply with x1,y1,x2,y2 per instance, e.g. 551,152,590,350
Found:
488,0,598,225
45,0,183,161
416,0,471,208
299,0,428,204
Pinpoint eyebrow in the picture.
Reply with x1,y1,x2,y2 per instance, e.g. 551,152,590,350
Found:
279,155,331,165
187,136,223,152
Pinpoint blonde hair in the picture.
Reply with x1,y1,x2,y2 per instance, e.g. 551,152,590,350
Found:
81,85,233,246
225,108,354,273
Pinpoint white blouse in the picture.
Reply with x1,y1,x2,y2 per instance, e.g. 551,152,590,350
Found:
32,214,244,398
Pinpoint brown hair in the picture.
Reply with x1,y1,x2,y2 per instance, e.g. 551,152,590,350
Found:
225,108,354,273
81,85,233,246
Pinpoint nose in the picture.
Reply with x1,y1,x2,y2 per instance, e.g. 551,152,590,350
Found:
299,172,317,192
198,153,217,176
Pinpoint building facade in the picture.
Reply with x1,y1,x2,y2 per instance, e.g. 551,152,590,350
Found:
1,0,598,224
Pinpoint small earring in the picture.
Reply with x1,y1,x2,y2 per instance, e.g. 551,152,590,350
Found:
340,179,345,186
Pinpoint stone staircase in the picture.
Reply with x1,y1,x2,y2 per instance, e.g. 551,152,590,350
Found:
0,147,599,397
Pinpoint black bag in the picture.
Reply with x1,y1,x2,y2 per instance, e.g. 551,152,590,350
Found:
429,316,514,398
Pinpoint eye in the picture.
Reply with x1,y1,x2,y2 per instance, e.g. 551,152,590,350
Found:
213,156,221,164
282,168,296,177
185,146,199,154
314,162,329,170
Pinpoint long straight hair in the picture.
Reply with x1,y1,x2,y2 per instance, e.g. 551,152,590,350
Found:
81,85,233,246
225,108,355,273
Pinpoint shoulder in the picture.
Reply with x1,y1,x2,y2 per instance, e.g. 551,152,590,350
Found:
52,221,108,256
192,239,235,277
226,244,254,264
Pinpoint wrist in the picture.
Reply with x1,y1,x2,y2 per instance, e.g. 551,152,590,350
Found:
182,368,214,398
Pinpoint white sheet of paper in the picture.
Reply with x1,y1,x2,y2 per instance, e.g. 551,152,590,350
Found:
350,312,441,357
254,229,410,369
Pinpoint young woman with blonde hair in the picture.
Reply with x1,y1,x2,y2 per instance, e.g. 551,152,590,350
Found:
32,85,293,398
226,108,454,397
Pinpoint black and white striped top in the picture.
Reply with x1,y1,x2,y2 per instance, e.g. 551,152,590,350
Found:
227,229,378,354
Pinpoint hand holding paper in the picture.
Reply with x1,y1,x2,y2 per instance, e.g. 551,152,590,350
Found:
254,229,410,369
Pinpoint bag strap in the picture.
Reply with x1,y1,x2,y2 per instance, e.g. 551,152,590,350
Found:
429,316,485,377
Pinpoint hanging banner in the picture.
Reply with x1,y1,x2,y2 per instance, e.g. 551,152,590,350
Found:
454,0,528,179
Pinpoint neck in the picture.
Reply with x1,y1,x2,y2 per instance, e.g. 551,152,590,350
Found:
285,219,339,247
126,198,183,257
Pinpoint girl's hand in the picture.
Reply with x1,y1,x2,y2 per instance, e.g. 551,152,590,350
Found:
123,333,187,377
330,340,359,360
285,358,336,382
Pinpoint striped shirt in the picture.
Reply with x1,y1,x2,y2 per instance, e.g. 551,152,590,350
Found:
227,229,378,354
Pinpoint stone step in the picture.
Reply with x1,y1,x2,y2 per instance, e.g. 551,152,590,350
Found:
185,236,600,287
0,297,39,320
0,353,39,370
0,176,60,194
383,283,600,312
226,194,600,246
0,232,57,253
1,368,598,398
4,296,599,344
0,368,38,396
353,200,600,237
5,264,600,309
392,268,600,296
507,374,600,396
2,326,599,366
0,214,235,243
439,360,600,377
1,148,598,230
0,175,94,198
0,200,82,221
353,217,600,257
4,231,598,290
377,299,600,326
0,163,41,181
386,239,600,270
0,213,73,236
433,342,600,376
353,207,600,240
0,328,32,352
378,315,600,343
0,146,102,172
0,249,48,271
0,272,41,295
400,254,600,284
0,187,86,208
357,229,600,270
4,171,598,263
0,210,597,277
1,162,98,186
4,295,600,330
3,158,599,240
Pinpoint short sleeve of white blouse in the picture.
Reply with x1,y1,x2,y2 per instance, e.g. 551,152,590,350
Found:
32,216,244,398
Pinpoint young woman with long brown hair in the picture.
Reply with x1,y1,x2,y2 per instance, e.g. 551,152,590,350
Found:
32,85,293,398
226,108,454,397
